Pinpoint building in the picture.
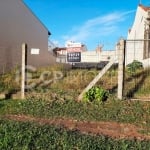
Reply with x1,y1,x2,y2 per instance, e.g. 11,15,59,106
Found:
53,41,117,69
53,47,67,63
126,4,150,67
0,0,55,73
81,45,116,63
54,41,87,63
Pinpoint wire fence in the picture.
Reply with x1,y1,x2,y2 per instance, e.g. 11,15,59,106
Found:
1,40,150,100
124,40,150,99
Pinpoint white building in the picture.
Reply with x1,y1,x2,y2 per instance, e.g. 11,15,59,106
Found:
65,41,83,48
54,42,117,64
54,41,88,63
126,4,150,67
65,41,87,52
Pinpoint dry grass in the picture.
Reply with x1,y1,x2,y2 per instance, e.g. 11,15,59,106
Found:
1,64,150,100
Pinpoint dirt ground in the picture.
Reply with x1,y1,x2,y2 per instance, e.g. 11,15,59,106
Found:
4,114,150,141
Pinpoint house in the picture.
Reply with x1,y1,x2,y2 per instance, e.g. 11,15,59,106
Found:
126,4,150,67
53,47,67,63
0,0,55,73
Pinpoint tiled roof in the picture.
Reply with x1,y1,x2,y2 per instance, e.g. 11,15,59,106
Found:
139,4,150,11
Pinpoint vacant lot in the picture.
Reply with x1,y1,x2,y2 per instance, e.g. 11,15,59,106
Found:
0,64,150,149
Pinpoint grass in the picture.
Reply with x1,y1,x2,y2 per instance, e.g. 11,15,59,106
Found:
1,64,150,98
0,70,19,93
0,119,150,150
0,65,150,129
0,65,150,148
0,98,150,131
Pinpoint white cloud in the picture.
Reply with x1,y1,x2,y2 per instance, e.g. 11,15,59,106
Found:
61,10,135,44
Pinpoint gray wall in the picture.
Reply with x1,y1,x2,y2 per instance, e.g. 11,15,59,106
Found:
0,0,55,73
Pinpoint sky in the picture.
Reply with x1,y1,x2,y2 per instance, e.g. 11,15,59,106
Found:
23,0,150,50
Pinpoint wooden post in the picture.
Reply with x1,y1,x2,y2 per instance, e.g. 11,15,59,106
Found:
117,39,125,99
21,43,27,99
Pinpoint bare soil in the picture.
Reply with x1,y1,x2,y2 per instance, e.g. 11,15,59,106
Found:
4,114,150,140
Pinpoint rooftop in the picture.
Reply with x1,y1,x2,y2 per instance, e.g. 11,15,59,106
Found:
139,4,150,12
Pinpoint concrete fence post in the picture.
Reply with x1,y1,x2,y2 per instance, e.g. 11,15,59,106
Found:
117,39,125,99
21,43,27,99
77,57,116,101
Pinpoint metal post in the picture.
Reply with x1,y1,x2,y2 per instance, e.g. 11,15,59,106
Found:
117,39,125,99
21,43,27,99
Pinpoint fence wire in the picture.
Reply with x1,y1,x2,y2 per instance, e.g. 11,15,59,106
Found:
124,40,150,99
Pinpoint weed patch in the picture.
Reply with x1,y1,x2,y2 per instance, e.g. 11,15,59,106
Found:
0,119,150,149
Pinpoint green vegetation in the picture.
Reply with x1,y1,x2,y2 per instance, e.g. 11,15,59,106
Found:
124,67,150,98
0,64,150,149
0,68,19,93
127,60,143,75
0,119,150,150
83,86,109,104
0,65,150,128
0,63,149,99
0,99,150,131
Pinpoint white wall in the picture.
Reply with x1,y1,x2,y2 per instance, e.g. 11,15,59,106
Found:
81,50,116,62
126,5,148,65
81,51,100,62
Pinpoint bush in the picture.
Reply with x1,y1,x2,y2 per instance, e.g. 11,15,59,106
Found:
83,86,109,104
126,60,143,74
